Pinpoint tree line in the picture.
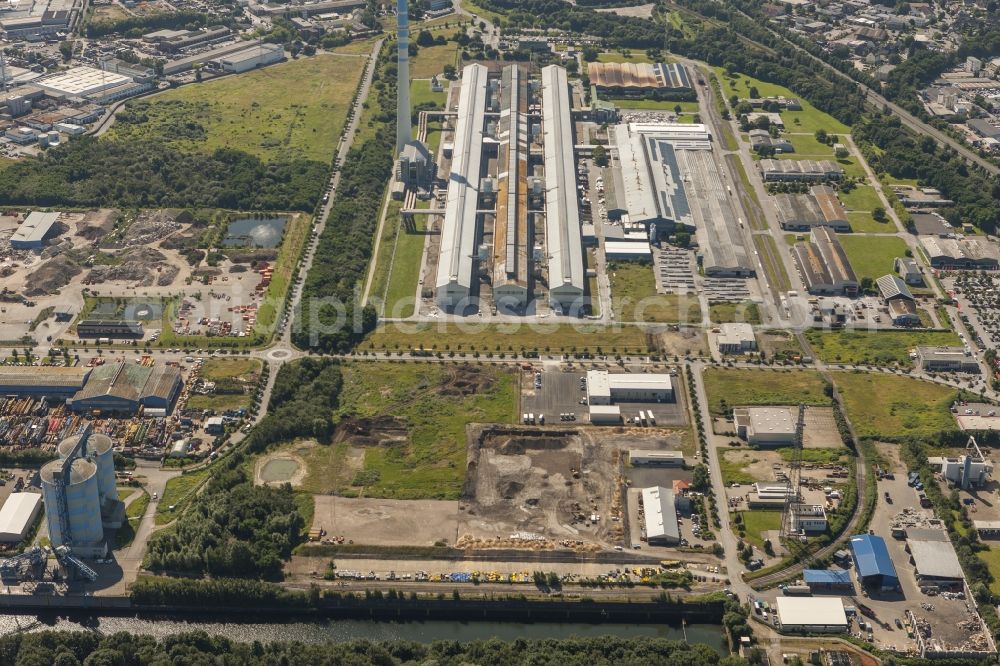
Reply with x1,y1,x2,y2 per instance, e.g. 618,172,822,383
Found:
144,358,342,578
0,137,326,212
854,114,1000,232
0,632,748,666
291,45,398,353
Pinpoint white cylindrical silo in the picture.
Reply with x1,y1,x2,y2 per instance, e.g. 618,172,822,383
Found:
58,433,116,503
40,458,103,548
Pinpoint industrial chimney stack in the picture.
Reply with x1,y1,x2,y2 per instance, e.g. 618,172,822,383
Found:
396,0,411,156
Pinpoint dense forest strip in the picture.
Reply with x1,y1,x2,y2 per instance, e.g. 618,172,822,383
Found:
291,42,397,353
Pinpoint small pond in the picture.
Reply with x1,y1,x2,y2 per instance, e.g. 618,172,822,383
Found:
222,217,287,248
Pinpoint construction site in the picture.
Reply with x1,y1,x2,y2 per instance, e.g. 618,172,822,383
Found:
456,425,693,553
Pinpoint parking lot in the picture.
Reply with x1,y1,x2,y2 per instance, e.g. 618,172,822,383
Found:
520,367,688,427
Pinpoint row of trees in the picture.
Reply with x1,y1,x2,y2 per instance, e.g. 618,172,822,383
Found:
854,114,1000,232
144,358,343,577
0,633,748,666
291,45,398,353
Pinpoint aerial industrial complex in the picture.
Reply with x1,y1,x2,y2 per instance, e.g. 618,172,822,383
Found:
1,1,1000,661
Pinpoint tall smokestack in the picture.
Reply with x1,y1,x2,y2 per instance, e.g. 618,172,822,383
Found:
396,0,411,155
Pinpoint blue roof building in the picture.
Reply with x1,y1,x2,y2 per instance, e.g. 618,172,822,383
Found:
849,534,899,592
803,569,854,592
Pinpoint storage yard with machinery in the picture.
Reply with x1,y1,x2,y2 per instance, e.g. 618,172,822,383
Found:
0,207,309,347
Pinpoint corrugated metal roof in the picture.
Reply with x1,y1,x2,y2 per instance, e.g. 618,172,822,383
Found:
849,534,898,582
436,63,488,301
803,569,852,585
11,211,60,245
876,274,912,301
0,366,91,389
541,65,584,305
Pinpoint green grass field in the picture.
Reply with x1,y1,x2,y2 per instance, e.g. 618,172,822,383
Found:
411,79,447,109
785,133,835,156
719,449,760,485
839,235,908,281
411,43,458,79
714,68,850,135
738,510,782,548
200,357,262,381
709,301,761,324
838,185,883,213
596,51,653,64
609,262,701,323
254,212,311,333
155,468,211,525
754,235,792,291
804,329,962,366
367,199,401,310
779,448,850,464
847,211,894,233
382,214,428,319
110,54,366,162
609,99,700,112
775,153,865,179
979,548,1000,596
332,38,379,56
364,322,650,354
331,363,517,499
833,371,959,439
703,368,831,416
186,356,262,409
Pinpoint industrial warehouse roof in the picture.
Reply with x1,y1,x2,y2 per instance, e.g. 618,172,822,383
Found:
876,274,913,301
812,227,856,285
436,63,488,299
587,62,691,90
216,43,284,65
492,65,530,295
613,123,709,227
775,597,848,628
919,235,1000,266
36,66,132,97
775,193,828,227
743,407,797,437
794,227,857,293
906,529,964,580
759,159,844,178
775,187,848,231
11,211,60,245
71,361,180,406
587,370,673,397
803,569,853,585
641,486,680,542
612,122,750,276
0,366,91,390
541,65,585,298
0,492,42,542
849,534,898,581
629,450,683,462
811,186,848,225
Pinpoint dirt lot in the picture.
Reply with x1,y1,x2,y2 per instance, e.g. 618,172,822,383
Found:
653,328,707,357
311,496,459,547
802,407,841,448
459,427,630,551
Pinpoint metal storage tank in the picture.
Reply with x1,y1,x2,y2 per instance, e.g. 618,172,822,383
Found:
58,433,115,503
40,458,103,548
